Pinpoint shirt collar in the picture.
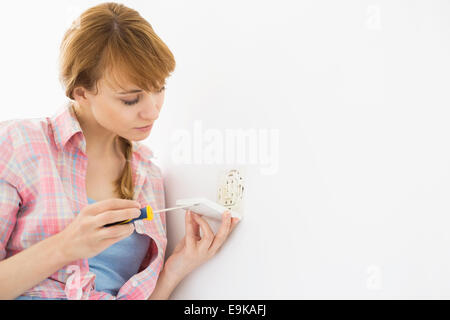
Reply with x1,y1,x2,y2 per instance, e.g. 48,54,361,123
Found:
49,101,154,160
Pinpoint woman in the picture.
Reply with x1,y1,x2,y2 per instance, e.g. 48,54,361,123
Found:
0,2,239,300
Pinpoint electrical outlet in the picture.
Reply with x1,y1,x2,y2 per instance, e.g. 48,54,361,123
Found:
217,169,245,217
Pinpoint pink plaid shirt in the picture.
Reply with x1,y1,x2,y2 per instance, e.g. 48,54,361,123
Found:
0,102,167,299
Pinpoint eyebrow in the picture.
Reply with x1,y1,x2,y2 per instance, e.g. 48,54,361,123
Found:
117,89,143,95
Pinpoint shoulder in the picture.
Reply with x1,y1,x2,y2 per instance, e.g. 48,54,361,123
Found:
0,120,19,177
0,117,49,188
0,117,52,178
0,117,50,151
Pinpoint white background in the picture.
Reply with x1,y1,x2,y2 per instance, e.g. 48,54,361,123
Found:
1,0,450,299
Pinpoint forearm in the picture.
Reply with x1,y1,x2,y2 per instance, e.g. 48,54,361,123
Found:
0,232,73,299
148,267,183,300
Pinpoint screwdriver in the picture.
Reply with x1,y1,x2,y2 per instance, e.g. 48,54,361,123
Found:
104,203,199,227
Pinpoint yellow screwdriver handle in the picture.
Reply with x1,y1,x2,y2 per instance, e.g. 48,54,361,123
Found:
114,205,154,226
144,205,154,221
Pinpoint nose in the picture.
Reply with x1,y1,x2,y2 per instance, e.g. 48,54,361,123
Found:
139,95,160,121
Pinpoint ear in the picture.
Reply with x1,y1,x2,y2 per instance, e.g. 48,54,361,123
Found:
73,86,90,104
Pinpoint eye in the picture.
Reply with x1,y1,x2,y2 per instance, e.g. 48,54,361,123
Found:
121,87,165,105
122,96,140,106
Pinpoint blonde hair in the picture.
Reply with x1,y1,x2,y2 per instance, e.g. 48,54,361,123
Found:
58,2,175,200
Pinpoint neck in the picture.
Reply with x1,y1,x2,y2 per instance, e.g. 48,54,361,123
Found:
71,103,125,161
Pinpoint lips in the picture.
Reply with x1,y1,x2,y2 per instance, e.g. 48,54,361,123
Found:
135,124,153,129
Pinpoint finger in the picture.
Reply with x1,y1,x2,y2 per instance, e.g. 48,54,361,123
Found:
191,213,215,250
192,212,200,238
101,226,135,248
189,211,202,239
97,223,135,240
229,217,240,233
94,207,141,227
208,211,232,253
185,210,197,248
85,198,141,216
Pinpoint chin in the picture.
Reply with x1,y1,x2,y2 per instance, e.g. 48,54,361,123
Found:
132,137,148,142
118,132,149,143
132,132,151,141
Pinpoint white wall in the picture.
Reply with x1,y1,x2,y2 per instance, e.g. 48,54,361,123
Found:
1,0,450,299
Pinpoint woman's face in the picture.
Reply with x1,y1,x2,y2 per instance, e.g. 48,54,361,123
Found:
80,75,165,142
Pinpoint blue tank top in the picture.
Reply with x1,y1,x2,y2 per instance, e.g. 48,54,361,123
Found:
87,197,150,295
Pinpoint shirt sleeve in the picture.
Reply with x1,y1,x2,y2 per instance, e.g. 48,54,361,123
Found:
0,128,23,261
0,180,21,260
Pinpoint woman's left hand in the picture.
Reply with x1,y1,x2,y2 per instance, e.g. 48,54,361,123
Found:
163,210,240,282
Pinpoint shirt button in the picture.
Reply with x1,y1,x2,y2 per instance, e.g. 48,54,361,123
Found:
132,280,139,287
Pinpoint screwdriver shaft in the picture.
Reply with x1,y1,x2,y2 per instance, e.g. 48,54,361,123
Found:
153,204,199,214
103,203,200,227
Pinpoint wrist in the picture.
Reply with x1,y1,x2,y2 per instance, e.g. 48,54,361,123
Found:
148,265,184,300
52,231,77,264
161,265,184,289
